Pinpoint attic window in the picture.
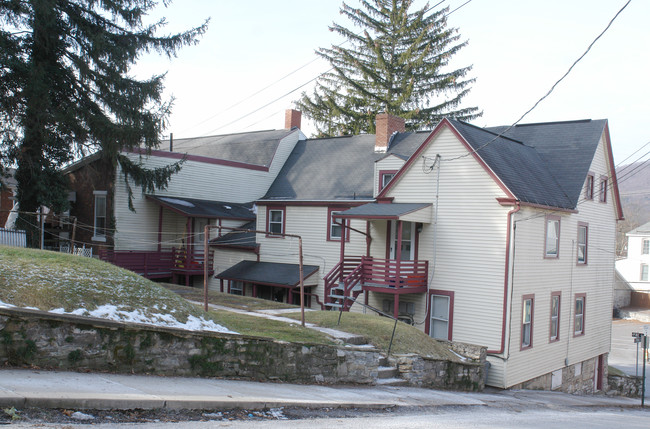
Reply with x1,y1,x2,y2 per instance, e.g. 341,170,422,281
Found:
585,173,594,200
379,170,397,192
599,176,608,203
544,215,560,258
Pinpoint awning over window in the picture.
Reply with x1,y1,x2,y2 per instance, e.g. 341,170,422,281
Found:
334,203,432,223
215,260,319,288
146,195,256,220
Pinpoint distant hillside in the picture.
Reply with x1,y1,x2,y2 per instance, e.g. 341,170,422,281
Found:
615,161,650,255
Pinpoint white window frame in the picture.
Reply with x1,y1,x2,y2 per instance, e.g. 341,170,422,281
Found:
642,264,649,282
643,239,649,255
430,293,451,340
577,223,588,265
92,190,107,242
544,216,560,258
574,295,585,336
521,295,534,350
550,292,561,342
599,176,608,203
230,281,244,296
267,208,284,236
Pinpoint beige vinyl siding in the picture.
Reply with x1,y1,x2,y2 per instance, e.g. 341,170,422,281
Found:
383,127,511,353
113,131,299,251
374,155,406,197
502,132,616,388
257,204,368,305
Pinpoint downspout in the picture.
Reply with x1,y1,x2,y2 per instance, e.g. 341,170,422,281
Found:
490,201,521,356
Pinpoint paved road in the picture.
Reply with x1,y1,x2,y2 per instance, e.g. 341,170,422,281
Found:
610,319,650,398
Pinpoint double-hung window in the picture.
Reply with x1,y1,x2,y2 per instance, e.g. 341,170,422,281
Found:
545,216,560,258
585,174,594,200
93,190,107,241
430,291,453,341
599,176,608,203
327,207,349,241
642,264,649,282
521,295,534,350
574,294,585,336
643,239,649,255
577,223,588,265
550,292,561,342
267,207,285,236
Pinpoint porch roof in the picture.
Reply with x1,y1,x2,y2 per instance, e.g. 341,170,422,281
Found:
334,203,432,223
146,195,256,220
215,260,319,288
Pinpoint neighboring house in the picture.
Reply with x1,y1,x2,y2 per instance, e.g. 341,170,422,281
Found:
63,111,305,286
616,221,650,292
235,114,622,391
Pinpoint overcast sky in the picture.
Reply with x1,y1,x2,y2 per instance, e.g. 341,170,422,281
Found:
136,0,649,165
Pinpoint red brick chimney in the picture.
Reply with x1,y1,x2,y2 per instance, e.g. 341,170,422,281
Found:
285,109,302,129
375,113,405,152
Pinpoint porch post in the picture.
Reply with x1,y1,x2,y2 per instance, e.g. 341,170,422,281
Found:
157,206,163,252
288,288,293,304
220,278,224,293
366,221,371,256
396,221,403,284
394,294,400,319
339,218,346,280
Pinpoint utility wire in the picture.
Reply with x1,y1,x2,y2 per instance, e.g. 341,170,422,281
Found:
442,0,632,163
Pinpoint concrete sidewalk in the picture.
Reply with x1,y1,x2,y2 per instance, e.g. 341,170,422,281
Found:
0,369,640,411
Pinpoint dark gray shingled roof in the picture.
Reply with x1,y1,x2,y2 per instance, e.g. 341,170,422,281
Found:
215,260,320,287
448,119,576,209
262,132,429,201
484,119,607,208
336,203,431,219
171,129,295,167
146,195,256,220
210,221,257,249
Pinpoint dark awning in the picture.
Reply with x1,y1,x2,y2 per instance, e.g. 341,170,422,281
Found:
215,260,319,288
210,221,257,250
146,195,256,220
334,203,432,223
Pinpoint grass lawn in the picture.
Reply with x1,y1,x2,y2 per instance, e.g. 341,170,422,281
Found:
284,310,459,360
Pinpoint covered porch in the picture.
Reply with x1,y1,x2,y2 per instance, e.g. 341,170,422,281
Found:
215,260,322,307
326,202,432,317
100,195,255,285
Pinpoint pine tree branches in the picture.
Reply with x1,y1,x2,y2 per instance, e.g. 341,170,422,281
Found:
297,0,481,136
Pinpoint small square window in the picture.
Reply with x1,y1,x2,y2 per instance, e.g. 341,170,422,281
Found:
378,170,398,193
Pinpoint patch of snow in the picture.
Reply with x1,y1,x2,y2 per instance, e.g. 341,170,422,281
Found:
48,304,237,334
71,412,95,421
224,205,231,210
159,197,195,208
0,300,15,308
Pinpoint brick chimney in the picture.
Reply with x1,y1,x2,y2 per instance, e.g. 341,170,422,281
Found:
285,109,302,129
375,113,405,152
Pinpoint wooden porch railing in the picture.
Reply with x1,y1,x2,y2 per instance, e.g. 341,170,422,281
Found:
99,248,214,281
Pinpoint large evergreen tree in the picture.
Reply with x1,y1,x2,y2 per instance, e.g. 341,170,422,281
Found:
297,0,480,136
0,0,208,220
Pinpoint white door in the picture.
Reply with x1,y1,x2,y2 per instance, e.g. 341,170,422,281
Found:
430,294,450,340
389,221,415,260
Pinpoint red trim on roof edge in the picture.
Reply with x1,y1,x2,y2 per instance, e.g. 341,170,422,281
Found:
496,197,577,213
378,118,516,200
255,201,371,207
603,122,624,220
127,148,270,172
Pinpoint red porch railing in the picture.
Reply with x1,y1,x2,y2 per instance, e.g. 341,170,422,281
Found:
323,256,428,310
99,248,214,283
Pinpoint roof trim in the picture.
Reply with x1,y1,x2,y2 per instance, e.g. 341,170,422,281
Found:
377,118,516,200
127,148,270,171
603,122,625,221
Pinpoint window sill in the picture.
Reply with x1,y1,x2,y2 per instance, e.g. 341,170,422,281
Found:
92,236,106,242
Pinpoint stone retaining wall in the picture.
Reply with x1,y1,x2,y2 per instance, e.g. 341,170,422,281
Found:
392,354,485,391
0,307,484,390
608,374,641,397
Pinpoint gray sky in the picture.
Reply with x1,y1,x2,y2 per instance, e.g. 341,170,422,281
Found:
136,0,649,165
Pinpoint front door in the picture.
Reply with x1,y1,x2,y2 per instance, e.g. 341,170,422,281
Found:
389,221,415,260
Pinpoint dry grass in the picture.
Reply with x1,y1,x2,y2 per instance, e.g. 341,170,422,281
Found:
285,310,459,360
